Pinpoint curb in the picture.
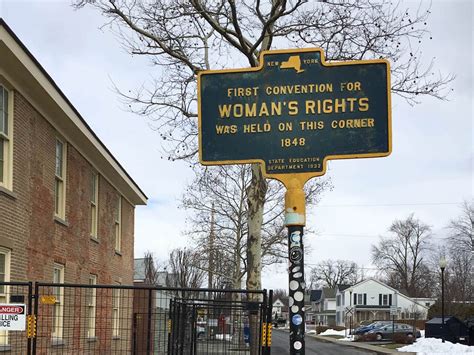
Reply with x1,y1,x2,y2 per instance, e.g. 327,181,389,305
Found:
311,335,417,355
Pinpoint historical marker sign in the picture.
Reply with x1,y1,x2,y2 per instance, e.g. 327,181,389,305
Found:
198,48,391,180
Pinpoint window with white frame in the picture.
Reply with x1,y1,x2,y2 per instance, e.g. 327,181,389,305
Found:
114,195,121,252
112,285,121,337
0,85,13,190
90,172,98,238
379,293,392,306
52,264,64,339
87,274,97,338
0,248,11,345
54,139,67,219
354,293,366,305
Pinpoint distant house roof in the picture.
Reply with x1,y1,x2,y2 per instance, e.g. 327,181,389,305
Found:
134,258,168,286
323,287,336,298
337,284,352,292
310,290,323,302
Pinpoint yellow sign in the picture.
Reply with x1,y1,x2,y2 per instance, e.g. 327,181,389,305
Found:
40,295,56,305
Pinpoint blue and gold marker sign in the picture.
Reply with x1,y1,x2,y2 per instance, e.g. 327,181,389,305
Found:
198,48,391,181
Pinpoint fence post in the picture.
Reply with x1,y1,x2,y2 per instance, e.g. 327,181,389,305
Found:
260,290,267,355
27,282,33,355
32,282,39,355
267,290,273,354
147,288,153,355
167,299,173,355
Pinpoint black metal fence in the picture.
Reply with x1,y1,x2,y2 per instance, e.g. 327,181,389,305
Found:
0,282,32,355
0,282,272,354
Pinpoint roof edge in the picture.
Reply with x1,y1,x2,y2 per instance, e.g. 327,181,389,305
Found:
0,18,147,204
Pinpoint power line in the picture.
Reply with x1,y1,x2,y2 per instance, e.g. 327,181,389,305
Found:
315,202,462,208
314,233,447,240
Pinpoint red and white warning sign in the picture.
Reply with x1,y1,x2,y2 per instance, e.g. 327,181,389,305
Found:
0,304,26,330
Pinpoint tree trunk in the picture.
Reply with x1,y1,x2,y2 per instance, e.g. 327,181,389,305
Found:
246,163,267,354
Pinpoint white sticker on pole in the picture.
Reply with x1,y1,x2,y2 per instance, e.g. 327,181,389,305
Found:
0,304,26,330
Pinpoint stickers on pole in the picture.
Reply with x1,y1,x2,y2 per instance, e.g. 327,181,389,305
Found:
0,304,26,330
292,314,303,326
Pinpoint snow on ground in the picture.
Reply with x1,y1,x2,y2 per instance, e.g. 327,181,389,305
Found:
318,329,347,336
399,338,474,354
215,334,232,341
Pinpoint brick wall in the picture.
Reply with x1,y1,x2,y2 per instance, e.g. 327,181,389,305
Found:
0,90,135,286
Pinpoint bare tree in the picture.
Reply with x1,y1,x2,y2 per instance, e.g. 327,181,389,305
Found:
75,0,453,301
447,200,474,253
439,201,474,304
143,250,161,285
167,247,206,298
372,214,433,297
182,164,329,290
309,259,363,289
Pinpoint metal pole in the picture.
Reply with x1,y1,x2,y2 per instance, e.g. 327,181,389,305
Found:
288,225,305,354
349,291,352,339
285,178,306,355
267,290,274,355
441,267,445,343
147,288,153,355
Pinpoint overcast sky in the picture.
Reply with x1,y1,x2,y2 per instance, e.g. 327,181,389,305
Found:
0,0,472,290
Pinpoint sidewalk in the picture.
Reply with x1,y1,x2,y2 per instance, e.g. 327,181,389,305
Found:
310,334,417,355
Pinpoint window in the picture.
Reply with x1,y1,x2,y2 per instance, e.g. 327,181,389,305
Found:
52,264,64,339
114,195,121,252
112,285,121,337
90,172,98,238
0,248,11,345
87,275,97,338
336,295,341,306
54,139,67,219
379,293,392,306
353,293,367,305
0,85,12,190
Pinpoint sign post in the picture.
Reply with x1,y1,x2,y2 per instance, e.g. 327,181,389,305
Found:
198,48,391,354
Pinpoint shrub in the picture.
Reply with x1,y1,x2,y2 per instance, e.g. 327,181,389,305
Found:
356,333,378,342
393,333,415,344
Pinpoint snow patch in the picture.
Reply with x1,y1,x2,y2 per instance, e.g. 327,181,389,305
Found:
215,334,232,341
318,329,347,336
399,338,474,354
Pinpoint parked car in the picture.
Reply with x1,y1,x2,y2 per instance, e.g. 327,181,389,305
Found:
352,321,392,335
197,325,207,339
367,323,421,341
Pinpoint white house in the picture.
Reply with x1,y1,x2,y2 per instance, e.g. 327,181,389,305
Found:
272,298,287,319
311,288,337,326
335,279,436,327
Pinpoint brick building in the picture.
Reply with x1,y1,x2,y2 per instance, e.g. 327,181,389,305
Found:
0,19,147,351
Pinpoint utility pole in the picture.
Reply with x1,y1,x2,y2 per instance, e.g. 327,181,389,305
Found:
285,178,306,354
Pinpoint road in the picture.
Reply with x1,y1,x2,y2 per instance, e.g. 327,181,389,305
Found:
271,329,376,355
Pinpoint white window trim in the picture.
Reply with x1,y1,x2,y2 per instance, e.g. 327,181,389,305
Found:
54,139,67,220
0,247,11,346
112,284,121,338
0,84,13,191
87,274,97,338
52,263,64,339
114,196,121,252
90,172,98,238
